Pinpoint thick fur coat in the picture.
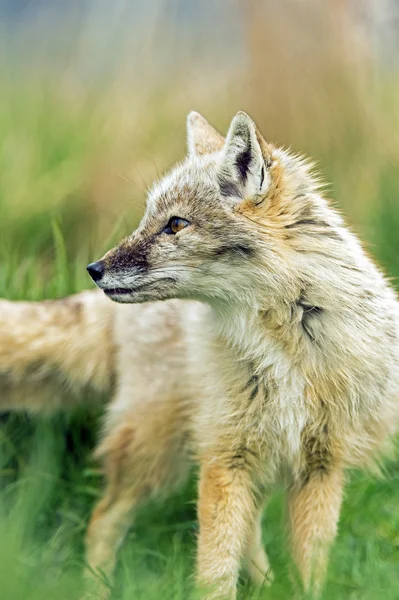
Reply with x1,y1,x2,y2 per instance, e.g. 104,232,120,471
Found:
1,111,399,599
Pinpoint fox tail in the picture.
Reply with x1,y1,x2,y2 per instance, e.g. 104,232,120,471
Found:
0,290,115,413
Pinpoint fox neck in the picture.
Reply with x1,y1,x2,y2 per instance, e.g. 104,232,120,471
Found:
208,282,304,373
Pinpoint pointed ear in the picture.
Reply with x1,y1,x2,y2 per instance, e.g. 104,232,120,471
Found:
187,111,225,157
218,112,272,203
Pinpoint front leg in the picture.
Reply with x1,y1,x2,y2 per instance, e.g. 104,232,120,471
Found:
244,504,273,588
196,453,259,600
288,467,344,597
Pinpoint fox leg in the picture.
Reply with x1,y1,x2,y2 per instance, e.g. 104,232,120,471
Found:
84,488,139,598
288,468,344,597
196,456,260,600
244,504,273,587
84,398,190,598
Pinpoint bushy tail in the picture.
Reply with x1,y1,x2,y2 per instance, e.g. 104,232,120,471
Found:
0,290,116,413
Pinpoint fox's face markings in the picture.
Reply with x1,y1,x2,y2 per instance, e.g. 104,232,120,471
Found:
91,164,261,303
88,111,333,310
88,112,272,304
106,237,151,273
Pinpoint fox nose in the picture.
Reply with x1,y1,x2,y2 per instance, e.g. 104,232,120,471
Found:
86,261,105,282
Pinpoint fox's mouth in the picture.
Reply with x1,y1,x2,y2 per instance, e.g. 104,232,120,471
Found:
103,288,131,296
102,277,177,300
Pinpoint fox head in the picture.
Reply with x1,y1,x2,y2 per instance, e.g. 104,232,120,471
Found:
87,111,331,309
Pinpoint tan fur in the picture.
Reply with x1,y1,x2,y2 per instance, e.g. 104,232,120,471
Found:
3,111,399,599
288,469,344,595
196,461,258,599
244,505,273,588
0,290,115,411
187,111,225,157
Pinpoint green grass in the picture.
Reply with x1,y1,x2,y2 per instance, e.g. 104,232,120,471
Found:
1,413,399,600
1,47,399,600
1,180,399,600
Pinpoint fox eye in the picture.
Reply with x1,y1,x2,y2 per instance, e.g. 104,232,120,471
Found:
163,217,190,235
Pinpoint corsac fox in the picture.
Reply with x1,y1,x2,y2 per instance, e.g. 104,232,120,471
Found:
2,111,399,599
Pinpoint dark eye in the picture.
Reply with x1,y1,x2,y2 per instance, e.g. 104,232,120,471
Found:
163,217,190,235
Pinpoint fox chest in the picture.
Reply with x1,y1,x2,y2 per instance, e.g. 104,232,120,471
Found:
236,365,309,463
195,319,310,467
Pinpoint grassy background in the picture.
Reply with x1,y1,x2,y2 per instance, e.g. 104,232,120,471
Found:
1,2,399,598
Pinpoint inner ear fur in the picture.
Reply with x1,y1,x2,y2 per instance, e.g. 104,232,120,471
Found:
187,111,225,157
219,111,273,202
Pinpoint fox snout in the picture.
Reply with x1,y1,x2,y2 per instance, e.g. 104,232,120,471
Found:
87,261,105,283
86,243,163,304
86,239,148,288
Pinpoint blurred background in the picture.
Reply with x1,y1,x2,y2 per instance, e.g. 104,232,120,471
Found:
1,1,399,599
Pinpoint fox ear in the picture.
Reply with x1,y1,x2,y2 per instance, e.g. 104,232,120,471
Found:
218,112,272,203
187,111,225,157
